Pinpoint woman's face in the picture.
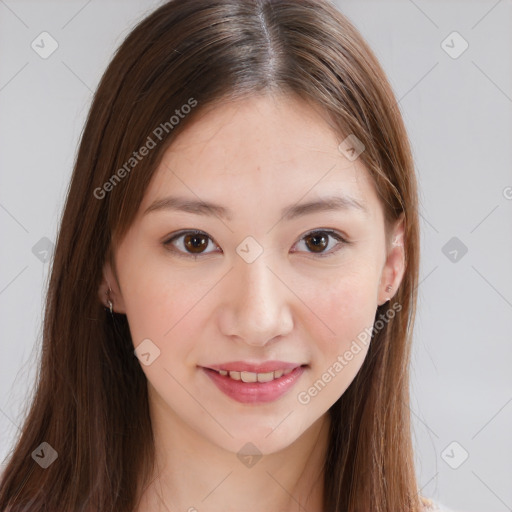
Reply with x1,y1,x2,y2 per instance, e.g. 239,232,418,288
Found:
102,93,405,455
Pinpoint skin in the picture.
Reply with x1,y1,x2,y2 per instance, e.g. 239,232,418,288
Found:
98,92,405,512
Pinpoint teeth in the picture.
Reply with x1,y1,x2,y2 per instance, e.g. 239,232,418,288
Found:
257,371,275,383
213,368,297,382
241,371,258,383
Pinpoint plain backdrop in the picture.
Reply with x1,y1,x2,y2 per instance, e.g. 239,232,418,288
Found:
1,1,511,511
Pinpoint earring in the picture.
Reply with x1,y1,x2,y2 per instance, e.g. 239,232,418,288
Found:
106,287,113,315
384,284,392,303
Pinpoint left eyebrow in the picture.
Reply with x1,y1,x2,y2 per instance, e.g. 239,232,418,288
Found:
143,194,369,222
280,195,369,221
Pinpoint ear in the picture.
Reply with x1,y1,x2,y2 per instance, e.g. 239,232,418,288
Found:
377,212,406,306
97,258,126,314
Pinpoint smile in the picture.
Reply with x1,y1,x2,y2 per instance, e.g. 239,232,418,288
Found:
210,368,294,382
201,365,308,404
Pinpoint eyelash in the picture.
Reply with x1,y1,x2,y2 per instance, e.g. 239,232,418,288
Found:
162,229,349,259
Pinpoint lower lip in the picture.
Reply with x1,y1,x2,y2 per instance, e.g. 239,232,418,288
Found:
201,366,307,404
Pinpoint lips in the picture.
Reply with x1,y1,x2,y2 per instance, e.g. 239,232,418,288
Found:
200,361,308,404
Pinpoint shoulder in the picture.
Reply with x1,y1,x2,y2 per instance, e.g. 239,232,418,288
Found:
420,496,456,512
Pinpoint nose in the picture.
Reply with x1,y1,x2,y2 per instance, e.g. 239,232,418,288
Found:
218,255,294,347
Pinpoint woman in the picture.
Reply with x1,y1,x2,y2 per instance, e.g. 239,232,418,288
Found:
0,0,455,510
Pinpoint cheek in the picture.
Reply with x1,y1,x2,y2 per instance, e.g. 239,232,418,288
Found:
119,261,203,403
118,256,218,391
298,270,378,398
118,249,201,343
303,269,378,344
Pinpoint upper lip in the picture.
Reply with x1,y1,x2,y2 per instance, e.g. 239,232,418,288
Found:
203,361,304,373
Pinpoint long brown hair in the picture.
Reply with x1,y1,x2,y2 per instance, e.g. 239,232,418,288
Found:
0,1,421,510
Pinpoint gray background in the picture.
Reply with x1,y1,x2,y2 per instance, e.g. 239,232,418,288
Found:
1,1,511,511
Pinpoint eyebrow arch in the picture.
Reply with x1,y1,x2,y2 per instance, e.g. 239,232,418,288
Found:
143,194,369,221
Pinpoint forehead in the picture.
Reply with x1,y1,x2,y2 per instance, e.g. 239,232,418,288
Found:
140,93,381,221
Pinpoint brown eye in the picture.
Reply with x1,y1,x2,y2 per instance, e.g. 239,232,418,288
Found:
293,229,348,257
183,232,209,253
304,232,329,253
164,228,348,259
164,230,219,257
